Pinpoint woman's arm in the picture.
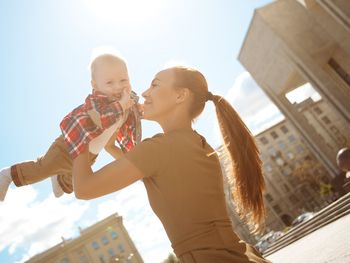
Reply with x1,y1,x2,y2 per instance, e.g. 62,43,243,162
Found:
72,149,144,200
104,131,124,160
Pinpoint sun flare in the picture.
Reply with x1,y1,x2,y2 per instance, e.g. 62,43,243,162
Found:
86,0,163,25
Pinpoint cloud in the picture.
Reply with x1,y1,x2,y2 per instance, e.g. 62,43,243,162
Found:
225,71,284,134
96,182,172,263
0,185,90,262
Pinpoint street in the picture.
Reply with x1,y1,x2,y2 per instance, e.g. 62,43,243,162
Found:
266,214,350,263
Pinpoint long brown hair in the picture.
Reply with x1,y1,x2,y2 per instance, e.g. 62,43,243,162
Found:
171,66,266,231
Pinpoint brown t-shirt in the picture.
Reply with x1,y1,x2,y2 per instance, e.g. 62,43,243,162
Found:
125,129,235,254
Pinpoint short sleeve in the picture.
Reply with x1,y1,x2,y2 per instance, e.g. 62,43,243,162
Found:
124,134,169,178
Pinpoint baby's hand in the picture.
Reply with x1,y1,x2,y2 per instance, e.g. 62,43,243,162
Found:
119,88,134,110
137,103,144,118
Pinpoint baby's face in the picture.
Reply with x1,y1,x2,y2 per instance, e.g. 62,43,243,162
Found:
92,59,131,100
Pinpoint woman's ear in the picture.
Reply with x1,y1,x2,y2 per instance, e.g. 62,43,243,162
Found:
175,88,190,104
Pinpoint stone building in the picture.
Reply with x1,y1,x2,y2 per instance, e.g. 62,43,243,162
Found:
26,213,143,263
238,0,350,177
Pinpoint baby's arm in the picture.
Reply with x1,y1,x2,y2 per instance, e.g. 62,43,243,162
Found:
104,130,124,160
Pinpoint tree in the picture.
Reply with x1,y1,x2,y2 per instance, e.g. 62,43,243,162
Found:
161,253,180,263
293,155,332,197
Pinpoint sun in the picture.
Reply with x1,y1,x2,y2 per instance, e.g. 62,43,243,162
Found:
85,0,163,26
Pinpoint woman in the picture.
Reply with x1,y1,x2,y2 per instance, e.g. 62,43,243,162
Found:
73,66,271,263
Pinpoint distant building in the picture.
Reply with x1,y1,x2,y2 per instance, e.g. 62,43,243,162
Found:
239,0,350,177
26,213,143,263
255,114,330,230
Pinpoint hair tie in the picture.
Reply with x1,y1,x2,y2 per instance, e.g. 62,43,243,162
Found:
206,91,214,102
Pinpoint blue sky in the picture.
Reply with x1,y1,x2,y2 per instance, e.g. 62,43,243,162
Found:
0,0,288,262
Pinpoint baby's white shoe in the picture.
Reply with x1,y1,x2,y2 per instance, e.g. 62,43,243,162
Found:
0,167,12,201
51,175,64,198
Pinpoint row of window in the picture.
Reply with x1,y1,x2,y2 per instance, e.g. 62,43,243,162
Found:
91,231,119,249
91,241,125,253
259,112,334,147
99,253,133,263
260,132,296,147
268,125,289,142
60,243,127,263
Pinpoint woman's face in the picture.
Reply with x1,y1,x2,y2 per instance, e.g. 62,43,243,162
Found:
142,69,180,121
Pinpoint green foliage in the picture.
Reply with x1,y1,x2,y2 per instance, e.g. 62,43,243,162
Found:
161,253,180,263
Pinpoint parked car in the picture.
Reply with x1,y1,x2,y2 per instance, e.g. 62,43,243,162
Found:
254,231,283,253
291,212,314,227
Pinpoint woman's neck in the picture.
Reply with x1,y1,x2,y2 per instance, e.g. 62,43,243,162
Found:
159,115,193,134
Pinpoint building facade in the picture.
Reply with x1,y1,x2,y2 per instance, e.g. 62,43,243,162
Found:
26,213,143,263
238,0,350,177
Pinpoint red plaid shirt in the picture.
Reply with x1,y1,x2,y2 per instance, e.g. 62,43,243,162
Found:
60,91,141,159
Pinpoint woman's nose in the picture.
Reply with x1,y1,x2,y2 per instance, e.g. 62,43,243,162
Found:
142,88,150,98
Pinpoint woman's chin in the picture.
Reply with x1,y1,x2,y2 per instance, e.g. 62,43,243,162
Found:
142,112,157,122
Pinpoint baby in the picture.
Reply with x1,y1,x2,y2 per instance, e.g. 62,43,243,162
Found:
0,51,141,201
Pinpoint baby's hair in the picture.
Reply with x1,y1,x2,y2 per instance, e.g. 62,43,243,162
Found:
88,46,126,79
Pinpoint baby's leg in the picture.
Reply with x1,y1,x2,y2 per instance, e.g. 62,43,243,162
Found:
56,153,98,195
11,136,72,188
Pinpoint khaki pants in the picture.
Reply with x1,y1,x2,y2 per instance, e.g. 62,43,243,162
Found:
11,135,97,194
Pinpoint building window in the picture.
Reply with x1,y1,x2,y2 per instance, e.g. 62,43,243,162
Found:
321,116,331,125
118,243,125,253
108,248,116,257
313,106,323,115
296,145,304,153
282,166,292,176
259,137,269,145
288,135,296,143
101,236,109,245
287,152,295,160
76,250,88,263
126,254,134,263
265,163,273,173
111,231,119,240
99,255,106,263
273,205,282,214
92,241,100,250
265,194,273,202
267,147,277,157
278,141,286,150
289,194,299,203
275,157,285,166
270,131,279,139
80,255,88,263
328,58,350,86
280,125,289,134
330,125,347,144
283,184,290,192
60,259,69,263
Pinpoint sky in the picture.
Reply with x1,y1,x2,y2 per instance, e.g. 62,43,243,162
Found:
0,0,309,262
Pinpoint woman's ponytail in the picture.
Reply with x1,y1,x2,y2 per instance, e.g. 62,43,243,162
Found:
211,94,266,232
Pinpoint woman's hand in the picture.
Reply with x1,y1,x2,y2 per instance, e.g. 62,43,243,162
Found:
72,149,144,200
